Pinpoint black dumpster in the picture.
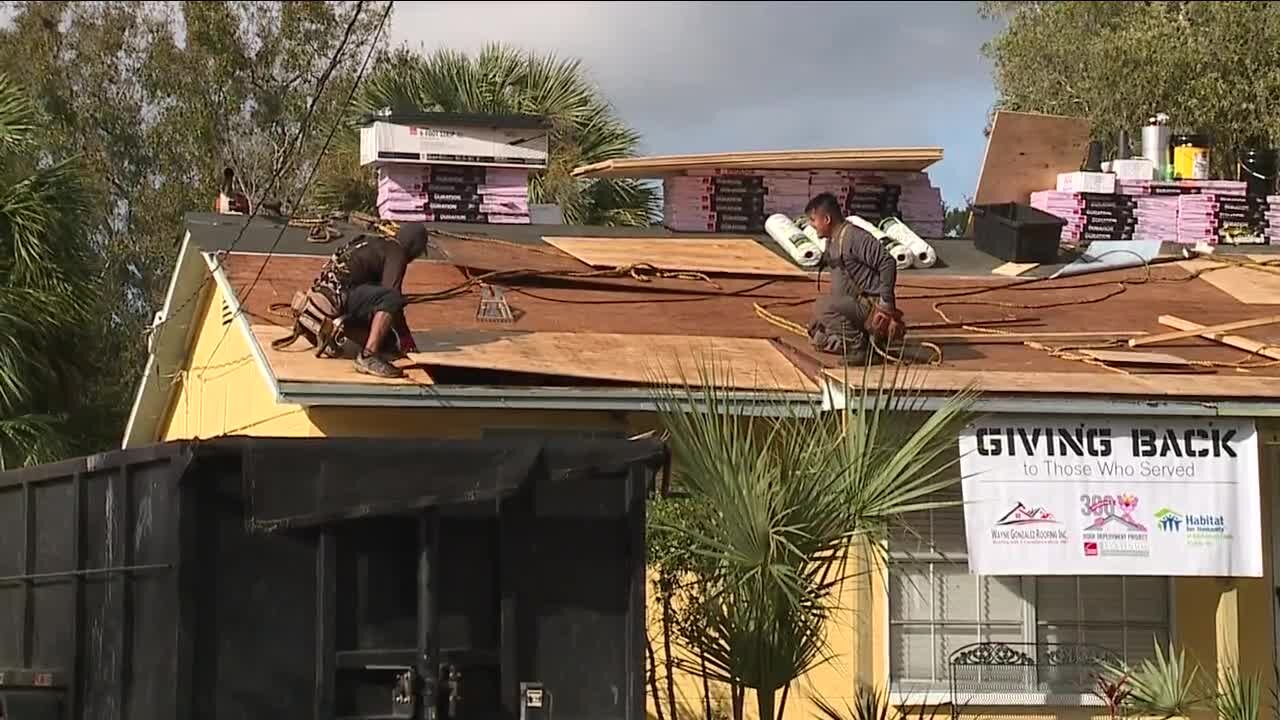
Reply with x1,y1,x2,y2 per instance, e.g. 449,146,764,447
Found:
0,436,665,720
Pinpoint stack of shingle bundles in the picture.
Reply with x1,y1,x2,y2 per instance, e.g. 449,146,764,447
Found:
758,170,813,218
873,170,945,238
376,165,532,224
1267,196,1280,245
1177,193,1270,245
842,172,899,225
663,172,768,232
810,170,852,213
1130,196,1181,244
1029,191,1136,244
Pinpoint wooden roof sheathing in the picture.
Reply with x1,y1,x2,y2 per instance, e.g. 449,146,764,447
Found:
253,326,435,386
542,236,807,278
571,147,943,178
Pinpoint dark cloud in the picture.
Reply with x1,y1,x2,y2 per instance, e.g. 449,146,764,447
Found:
390,1,1001,203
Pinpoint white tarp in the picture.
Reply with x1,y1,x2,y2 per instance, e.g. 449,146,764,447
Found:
958,415,1262,577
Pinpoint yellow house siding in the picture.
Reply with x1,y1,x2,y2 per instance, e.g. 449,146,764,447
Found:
158,284,312,441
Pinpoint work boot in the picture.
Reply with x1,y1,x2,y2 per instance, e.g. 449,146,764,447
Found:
354,350,405,378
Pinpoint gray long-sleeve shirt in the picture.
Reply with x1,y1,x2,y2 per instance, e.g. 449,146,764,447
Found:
820,220,897,306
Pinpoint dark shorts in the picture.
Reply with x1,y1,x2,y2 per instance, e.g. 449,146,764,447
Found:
345,283,406,325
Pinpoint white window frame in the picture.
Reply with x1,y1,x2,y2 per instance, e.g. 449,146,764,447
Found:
885,505,1174,707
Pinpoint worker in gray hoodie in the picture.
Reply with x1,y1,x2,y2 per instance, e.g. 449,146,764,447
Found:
804,193,904,362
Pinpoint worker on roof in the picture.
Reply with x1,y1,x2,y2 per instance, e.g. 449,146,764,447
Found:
805,193,904,362
312,222,428,378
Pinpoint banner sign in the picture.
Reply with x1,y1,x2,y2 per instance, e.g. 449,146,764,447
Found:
958,415,1262,577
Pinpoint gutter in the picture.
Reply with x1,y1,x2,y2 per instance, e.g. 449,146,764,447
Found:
277,382,822,416
821,380,1280,418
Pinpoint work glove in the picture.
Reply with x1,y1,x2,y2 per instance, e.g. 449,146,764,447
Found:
864,302,906,343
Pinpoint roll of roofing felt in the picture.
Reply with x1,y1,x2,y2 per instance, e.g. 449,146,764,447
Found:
802,223,827,253
765,213,822,266
880,217,936,268
886,242,913,270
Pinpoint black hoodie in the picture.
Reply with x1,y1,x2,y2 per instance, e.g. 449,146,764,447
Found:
342,223,428,291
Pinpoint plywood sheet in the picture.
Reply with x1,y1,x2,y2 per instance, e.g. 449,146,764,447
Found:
823,367,1280,399
252,326,435,386
572,147,943,178
1078,349,1190,366
972,111,1091,208
409,330,817,392
542,236,806,277
991,262,1039,277
431,233,588,273
1179,258,1280,304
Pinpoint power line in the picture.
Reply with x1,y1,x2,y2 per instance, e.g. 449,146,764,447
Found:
197,0,394,372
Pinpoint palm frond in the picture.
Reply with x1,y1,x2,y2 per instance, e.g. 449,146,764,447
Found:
0,414,71,471
1105,642,1211,717
651,358,976,717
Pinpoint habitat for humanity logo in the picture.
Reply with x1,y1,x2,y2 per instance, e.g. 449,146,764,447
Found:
1155,507,1229,542
991,503,1067,544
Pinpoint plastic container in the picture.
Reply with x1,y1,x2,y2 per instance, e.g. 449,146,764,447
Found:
1171,132,1211,180
972,203,1066,263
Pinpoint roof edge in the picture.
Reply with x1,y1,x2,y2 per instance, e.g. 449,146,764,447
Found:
122,232,206,448
278,382,821,417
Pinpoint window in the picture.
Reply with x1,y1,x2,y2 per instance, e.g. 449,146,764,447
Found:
888,486,1170,701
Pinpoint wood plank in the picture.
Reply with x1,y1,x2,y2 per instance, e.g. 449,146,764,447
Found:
431,233,588,273
408,330,817,392
972,111,1091,209
1078,349,1190,366
991,262,1039,277
252,326,435,385
1130,314,1280,347
1178,259,1280,304
823,367,1280,399
572,147,943,178
541,236,806,278
1157,315,1280,361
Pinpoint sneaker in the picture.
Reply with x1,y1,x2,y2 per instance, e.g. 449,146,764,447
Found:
354,351,405,378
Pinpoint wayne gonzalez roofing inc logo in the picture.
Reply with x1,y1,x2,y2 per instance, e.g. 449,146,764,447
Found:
990,503,1067,544
1155,507,1229,541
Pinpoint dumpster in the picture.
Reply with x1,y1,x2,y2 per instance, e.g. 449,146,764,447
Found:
0,436,665,720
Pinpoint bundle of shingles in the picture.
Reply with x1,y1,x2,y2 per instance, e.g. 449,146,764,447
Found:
849,171,945,238
1030,191,1136,243
376,165,531,224
1178,193,1270,244
664,169,813,232
1116,180,1251,245
1268,196,1280,245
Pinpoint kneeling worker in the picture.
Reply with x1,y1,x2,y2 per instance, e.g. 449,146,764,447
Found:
311,222,428,378
804,193,905,362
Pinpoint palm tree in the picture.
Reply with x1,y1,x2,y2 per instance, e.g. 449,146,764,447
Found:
0,73,96,469
312,44,659,226
653,364,975,720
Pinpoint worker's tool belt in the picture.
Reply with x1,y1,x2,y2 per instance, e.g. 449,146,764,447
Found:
271,289,346,358
865,303,906,344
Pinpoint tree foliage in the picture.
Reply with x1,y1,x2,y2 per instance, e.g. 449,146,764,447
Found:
0,1,386,461
981,1,1280,173
314,44,659,226
0,73,96,468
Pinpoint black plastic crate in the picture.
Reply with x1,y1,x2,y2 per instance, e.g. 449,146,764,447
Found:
973,203,1066,263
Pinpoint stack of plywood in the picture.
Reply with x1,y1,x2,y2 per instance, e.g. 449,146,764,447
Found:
376,165,531,224
573,147,944,178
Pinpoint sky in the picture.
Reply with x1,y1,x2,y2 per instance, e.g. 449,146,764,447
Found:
389,1,1003,206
